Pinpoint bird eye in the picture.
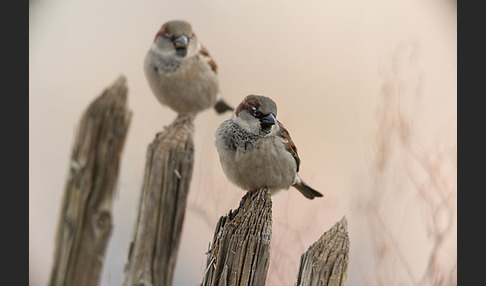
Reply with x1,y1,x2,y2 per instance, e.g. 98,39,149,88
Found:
164,34,174,41
252,109,262,118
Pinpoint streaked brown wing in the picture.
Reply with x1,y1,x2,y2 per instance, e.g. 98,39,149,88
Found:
199,45,218,73
277,120,301,172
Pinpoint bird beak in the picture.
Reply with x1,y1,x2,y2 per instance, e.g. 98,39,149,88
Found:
260,113,276,127
174,35,189,48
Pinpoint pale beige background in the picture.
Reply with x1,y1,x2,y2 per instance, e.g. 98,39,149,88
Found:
30,0,457,285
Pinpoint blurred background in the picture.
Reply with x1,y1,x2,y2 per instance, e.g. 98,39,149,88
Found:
29,0,457,285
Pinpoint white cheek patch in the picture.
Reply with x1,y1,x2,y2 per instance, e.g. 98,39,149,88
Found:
269,124,279,136
233,113,260,133
232,114,251,131
151,43,172,56
150,44,159,52
187,42,199,57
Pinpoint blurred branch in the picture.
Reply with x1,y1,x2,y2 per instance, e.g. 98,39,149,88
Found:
49,76,132,286
365,42,457,286
122,114,195,286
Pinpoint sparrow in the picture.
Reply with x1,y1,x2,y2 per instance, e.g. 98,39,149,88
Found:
215,94,323,199
144,20,233,115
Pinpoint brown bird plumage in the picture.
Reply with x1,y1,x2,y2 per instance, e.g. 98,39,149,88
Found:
144,20,233,115
215,94,323,199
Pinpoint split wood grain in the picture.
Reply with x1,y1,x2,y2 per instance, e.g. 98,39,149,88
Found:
122,114,195,286
49,75,132,286
201,188,272,286
294,217,349,286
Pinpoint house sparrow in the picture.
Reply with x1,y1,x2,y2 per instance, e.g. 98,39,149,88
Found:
215,94,323,199
144,20,233,115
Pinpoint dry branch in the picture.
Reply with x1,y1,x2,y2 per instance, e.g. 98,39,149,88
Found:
294,217,349,286
49,75,132,286
201,188,272,286
122,114,195,286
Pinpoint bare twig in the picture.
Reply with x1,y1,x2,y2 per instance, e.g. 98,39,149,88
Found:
364,42,457,286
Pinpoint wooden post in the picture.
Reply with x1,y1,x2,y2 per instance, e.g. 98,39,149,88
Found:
294,217,349,286
201,188,272,286
49,76,132,286
122,114,195,286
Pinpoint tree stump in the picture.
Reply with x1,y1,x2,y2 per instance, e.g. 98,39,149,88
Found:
49,75,132,286
201,188,272,286
122,114,195,286
294,217,349,286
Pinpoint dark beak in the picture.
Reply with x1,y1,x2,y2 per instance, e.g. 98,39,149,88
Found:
260,113,276,128
174,35,189,48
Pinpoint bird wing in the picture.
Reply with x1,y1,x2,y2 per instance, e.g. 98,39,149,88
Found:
199,45,218,74
276,120,301,172
200,45,235,113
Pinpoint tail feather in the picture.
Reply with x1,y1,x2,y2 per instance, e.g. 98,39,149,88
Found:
214,99,234,114
293,181,323,200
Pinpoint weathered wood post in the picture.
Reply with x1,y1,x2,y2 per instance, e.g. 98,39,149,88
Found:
49,76,132,286
122,114,195,286
201,188,273,286
294,217,349,286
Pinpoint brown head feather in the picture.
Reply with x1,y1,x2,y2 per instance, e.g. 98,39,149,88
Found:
154,22,169,42
235,94,261,116
153,20,193,43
